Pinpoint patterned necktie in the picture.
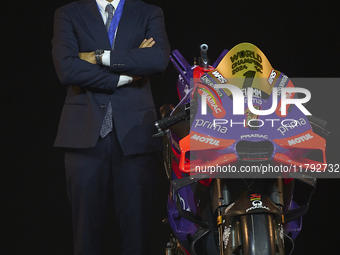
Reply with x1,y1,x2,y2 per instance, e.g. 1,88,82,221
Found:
99,4,115,138
105,4,114,32
100,101,113,138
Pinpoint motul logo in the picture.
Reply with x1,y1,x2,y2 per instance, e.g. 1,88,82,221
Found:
191,134,220,146
288,133,313,146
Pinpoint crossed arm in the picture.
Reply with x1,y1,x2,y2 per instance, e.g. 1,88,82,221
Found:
79,38,155,65
52,6,170,92
78,38,156,86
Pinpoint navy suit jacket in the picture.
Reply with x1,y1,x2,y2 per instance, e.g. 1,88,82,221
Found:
52,0,170,155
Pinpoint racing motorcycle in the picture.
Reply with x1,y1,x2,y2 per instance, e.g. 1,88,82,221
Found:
154,43,329,255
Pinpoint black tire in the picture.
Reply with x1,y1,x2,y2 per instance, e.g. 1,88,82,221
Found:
239,214,277,255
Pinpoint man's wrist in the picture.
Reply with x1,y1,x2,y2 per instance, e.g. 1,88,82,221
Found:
101,51,111,67
117,75,133,87
94,49,104,65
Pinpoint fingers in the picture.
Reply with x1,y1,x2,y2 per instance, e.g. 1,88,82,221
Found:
79,52,85,60
139,38,155,48
139,39,147,48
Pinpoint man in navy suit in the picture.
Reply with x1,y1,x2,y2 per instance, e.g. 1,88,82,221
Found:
52,0,170,254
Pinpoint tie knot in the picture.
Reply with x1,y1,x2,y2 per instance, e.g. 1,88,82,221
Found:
105,4,114,14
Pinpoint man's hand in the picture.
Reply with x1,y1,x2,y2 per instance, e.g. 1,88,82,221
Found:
79,52,96,64
79,38,154,65
139,38,155,48
126,38,155,82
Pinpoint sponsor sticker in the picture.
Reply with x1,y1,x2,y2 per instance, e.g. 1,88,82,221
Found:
288,133,313,146
200,74,224,97
246,193,270,212
223,226,231,249
277,75,288,96
197,84,226,118
268,69,277,85
276,118,307,136
240,134,268,139
246,200,270,212
211,70,228,84
245,106,261,128
191,133,221,146
194,119,228,134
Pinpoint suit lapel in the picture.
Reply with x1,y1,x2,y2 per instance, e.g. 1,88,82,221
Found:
76,0,111,49
114,0,140,50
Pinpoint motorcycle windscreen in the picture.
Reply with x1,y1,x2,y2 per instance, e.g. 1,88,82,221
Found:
205,42,281,97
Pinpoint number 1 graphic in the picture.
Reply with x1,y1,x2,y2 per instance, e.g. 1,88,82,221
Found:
242,70,256,88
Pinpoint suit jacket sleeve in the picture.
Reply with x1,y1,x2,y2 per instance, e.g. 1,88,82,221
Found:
110,7,170,76
52,7,120,92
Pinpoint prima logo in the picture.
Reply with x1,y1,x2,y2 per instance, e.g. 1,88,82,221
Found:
194,119,228,134
276,118,307,136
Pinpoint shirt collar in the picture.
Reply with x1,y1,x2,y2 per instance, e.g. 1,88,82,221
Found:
96,0,120,12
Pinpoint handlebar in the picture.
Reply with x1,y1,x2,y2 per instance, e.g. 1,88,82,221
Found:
153,103,191,137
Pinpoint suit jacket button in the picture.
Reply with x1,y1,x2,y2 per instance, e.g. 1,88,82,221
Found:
100,104,106,109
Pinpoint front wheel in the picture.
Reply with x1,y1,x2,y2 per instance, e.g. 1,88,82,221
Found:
239,214,282,255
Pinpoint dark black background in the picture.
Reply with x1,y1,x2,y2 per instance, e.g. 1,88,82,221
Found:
2,0,340,254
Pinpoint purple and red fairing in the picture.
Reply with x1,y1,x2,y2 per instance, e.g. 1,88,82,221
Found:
166,43,326,251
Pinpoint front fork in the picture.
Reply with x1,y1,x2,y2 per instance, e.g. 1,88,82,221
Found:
165,236,186,255
213,179,231,255
214,178,285,255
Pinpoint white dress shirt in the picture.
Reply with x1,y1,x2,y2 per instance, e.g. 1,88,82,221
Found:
96,0,133,86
